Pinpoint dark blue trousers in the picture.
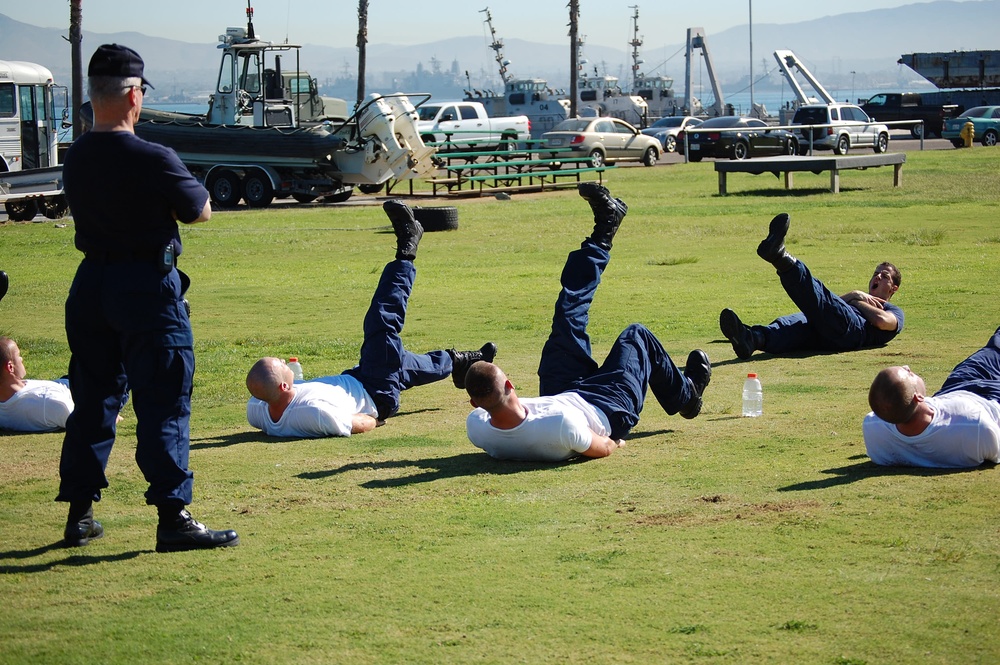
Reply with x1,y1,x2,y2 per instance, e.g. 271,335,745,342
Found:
536,240,692,440
937,326,1000,401
344,260,451,420
59,259,194,506
756,260,868,354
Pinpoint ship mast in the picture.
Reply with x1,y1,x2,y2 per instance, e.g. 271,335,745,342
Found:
629,5,643,90
480,8,512,84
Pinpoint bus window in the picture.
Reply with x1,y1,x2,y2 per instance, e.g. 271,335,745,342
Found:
0,83,15,117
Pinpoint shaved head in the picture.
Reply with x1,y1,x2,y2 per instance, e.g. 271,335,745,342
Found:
869,366,921,424
246,357,291,403
464,361,509,411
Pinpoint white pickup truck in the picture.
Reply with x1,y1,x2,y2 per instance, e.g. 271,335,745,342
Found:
416,101,531,149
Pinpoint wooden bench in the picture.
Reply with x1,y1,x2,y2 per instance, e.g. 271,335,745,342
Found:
713,153,906,195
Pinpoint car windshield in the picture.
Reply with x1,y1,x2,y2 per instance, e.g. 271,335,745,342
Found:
550,119,593,132
651,117,684,128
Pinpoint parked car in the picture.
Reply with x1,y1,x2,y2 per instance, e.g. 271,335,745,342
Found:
791,103,889,155
942,106,1000,148
677,116,799,162
540,117,661,168
640,115,702,153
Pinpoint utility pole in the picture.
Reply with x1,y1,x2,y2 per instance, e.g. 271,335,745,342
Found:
569,0,579,118
356,0,368,111
67,0,83,139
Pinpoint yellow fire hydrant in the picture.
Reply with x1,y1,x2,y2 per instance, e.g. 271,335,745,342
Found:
961,121,975,147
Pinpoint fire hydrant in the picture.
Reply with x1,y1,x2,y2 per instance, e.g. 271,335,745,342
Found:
961,121,975,147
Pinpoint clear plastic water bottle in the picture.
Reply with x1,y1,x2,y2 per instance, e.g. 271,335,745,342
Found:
287,357,304,382
742,372,763,417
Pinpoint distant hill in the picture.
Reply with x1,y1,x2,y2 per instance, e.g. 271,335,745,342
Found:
1,0,997,99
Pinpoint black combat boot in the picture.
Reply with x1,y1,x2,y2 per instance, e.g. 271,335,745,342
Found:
578,182,628,249
383,199,423,261
449,342,498,389
756,213,797,272
155,502,240,553
677,350,712,419
719,308,765,360
63,500,104,547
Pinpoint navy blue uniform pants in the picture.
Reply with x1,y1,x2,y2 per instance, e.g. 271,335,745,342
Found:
536,240,692,440
938,326,1000,401
756,260,867,354
58,259,195,506
344,260,451,420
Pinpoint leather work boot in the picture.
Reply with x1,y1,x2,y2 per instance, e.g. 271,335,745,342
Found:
155,508,240,553
449,342,498,390
383,199,423,261
0,270,8,302
756,213,797,272
578,182,628,249
63,502,104,548
719,308,764,360
678,349,712,420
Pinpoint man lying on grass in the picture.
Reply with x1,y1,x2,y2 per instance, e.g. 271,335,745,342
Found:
719,213,903,360
864,325,1000,468
246,200,495,438
462,183,710,462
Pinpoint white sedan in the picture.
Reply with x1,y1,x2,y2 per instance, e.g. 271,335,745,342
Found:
640,115,703,153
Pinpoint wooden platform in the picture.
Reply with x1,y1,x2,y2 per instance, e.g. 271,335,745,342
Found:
713,153,906,194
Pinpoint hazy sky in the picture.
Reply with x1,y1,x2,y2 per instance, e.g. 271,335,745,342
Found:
3,0,928,49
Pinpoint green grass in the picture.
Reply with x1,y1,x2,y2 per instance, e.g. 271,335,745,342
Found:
2,147,1000,664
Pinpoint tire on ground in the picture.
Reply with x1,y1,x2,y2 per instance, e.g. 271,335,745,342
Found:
412,205,459,232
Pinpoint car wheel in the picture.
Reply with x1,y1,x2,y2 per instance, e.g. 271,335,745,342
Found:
588,149,605,168
732,141,749,160
242,168,275,208
873,132,889,153
910,124,924,140
688,153,703,162
785,139,799,156
951,139,965,149
983,129,999,147
664,135,677,153
834,135,850,155
641,146,658,167
358,183,384,194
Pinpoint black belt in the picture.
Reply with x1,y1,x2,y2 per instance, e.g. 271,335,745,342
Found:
85,249,163,264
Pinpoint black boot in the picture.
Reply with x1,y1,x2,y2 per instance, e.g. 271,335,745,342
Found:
578,182,628,249
63,501,104,547
155,503,240,553
756,213,797,272
383,199,423,261
449,342,498,389
678,350,712,419
719,308,764,360
0,270,8,302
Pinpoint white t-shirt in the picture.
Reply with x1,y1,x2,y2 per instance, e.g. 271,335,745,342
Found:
863,391,1000,468
0,379,74,432
247,375,378,439
466,392,611,462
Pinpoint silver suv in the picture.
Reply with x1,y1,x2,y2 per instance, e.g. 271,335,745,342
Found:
792,103,890,155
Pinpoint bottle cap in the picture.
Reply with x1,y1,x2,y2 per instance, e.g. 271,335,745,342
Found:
747,372,757,378
289,357,298,362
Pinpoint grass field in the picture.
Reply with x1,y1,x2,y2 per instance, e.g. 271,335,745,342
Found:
2,148,999,664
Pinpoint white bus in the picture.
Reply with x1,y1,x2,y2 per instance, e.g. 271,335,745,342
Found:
0,60,67,172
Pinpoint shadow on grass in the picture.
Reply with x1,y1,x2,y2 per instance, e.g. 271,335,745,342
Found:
778,455,995,491
298,452,581,487
0,544,146,573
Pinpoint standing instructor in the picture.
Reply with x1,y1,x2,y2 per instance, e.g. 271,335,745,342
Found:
57,44,238,552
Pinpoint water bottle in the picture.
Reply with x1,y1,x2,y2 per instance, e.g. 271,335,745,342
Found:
287,357,304,382
742,372,763,417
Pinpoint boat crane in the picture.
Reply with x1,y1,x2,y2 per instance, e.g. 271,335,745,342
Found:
772,49,838,106
684,28,725,117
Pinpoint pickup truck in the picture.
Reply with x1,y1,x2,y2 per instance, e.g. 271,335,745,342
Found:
415,101,531,149
860,92,961,139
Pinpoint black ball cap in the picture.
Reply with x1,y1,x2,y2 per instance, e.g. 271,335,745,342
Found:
88,44,154,88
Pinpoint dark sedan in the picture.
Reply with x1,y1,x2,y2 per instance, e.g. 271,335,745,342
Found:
678,116,799,162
